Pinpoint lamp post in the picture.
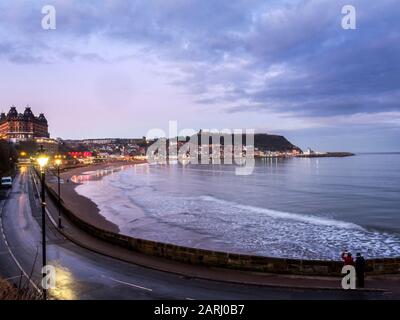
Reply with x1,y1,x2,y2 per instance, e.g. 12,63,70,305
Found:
54,157,62,229
37,148,49,300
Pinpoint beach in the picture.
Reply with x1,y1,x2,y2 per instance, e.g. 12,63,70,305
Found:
62,154,400,260
47,154,400,260
47,160,146,234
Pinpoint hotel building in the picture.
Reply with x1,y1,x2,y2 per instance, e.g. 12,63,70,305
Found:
0,106,50,142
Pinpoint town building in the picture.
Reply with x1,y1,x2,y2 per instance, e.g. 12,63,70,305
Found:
35,137,59,154
0,106,59,155
0,106,50,142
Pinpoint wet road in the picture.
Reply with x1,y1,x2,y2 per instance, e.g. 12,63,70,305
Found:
0,167,388,300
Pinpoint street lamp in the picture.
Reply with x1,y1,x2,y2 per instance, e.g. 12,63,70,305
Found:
54,157,62,229
37,148,49,300
37,156,49,168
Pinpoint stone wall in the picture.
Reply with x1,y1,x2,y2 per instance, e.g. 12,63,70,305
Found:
44,180,400,276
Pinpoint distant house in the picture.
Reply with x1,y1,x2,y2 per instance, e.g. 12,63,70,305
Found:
304,147,315,155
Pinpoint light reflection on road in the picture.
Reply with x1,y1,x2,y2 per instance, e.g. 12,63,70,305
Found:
49,263,77,300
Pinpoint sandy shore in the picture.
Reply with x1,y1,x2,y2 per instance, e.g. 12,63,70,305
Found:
47,160,146,233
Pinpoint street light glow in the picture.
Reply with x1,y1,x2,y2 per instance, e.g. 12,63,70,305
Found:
55,158,62,166
37,155,49,168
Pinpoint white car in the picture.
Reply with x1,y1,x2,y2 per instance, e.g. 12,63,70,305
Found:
1,177,12,188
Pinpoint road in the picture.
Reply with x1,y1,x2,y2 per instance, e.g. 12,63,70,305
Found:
0,167,389,300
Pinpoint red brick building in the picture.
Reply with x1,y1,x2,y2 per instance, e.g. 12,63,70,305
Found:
0,106,49,142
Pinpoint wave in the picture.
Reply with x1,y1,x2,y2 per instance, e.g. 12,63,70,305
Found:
198,195,364,230
74,166,400,259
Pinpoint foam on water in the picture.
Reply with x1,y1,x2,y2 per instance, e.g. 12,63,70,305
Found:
75,165,400,260
198,195,363,230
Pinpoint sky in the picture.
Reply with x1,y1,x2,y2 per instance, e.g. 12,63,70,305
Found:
0,0,399,152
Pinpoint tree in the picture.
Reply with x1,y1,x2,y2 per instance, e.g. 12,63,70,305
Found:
17,140,38,156
0,140,17,175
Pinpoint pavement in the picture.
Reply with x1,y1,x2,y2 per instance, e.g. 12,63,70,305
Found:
0,166,398,300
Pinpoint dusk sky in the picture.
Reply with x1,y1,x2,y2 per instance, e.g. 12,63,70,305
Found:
0,0,399,152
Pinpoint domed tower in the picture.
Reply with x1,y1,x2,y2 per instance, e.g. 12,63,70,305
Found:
2,106,19,141
0,112,6,139
23,106,35,120
34,112,50,138
37,113,48,124
7,106,18,119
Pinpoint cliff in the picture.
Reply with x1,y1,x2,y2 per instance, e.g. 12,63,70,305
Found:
189,132,302,153
253,134,302,152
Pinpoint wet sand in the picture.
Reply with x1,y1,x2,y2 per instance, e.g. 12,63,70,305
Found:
47,160,146,233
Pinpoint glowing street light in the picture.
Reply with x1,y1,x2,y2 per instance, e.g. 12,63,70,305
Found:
37,155,49,170
37,146,49,300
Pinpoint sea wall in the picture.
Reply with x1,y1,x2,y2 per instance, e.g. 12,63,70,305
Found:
43,178,400,276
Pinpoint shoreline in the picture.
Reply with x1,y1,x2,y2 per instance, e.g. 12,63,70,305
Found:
57,163,240,254
50,159,400,261
295,152,355,158
47,160,147,234
42,173,400,275
42,160,400,275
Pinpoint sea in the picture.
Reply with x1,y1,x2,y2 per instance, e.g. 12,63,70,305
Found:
74,153,400,260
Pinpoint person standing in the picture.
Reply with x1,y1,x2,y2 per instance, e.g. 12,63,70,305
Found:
355,252,366,288
341,250,354,265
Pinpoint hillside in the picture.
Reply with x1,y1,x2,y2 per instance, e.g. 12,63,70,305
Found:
187,132,302,153
253,134,302,152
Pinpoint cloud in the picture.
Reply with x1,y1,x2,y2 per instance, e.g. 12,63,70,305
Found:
0,0,399,135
